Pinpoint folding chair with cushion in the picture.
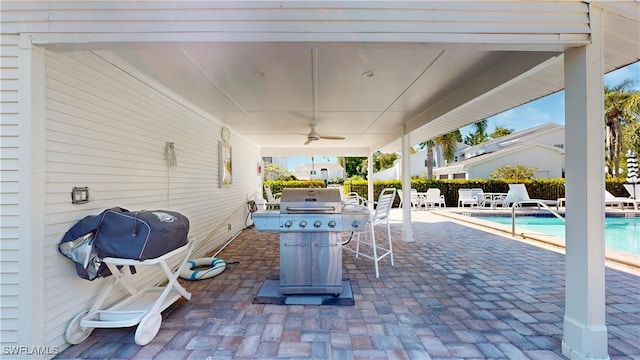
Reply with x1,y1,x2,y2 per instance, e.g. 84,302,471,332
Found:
343,187,396,278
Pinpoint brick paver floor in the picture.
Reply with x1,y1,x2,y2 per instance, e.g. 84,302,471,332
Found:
56,210,640,359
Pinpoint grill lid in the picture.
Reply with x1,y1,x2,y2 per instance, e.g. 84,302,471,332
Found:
280,188,342,214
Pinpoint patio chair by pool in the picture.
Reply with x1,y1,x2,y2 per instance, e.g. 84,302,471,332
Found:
470,188,489,207
491,184,557,209
623,184,640,199
605,190,639,210
343,187,396,278
458,189,477,207
425,188,446,208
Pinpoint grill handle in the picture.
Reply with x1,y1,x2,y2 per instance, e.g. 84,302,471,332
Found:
284,206,336,212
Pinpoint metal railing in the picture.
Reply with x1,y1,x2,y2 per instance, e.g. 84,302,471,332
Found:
511,200,565,237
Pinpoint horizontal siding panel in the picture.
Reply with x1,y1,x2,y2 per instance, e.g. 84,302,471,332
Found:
0,103,19,114
0,34,20,45
1,123,23,135
0,193,19,204
46,21,591,35
0,36,20,350
3,2,590,42
0,56,19,69
0,69,20,80
43,48,260,349
43,8,588,24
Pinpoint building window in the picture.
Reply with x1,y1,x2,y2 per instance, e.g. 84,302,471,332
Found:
439,174,448,179
263,157,273,164
453,173,466,179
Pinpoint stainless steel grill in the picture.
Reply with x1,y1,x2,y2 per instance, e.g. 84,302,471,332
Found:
253,188,370,295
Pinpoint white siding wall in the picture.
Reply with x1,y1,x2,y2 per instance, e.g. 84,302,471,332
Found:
0,34,21,349
41,49,261,351
468,146,563,179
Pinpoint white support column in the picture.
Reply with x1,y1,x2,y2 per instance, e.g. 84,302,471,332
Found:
17,35,47,349
401,127,413,242
562,6,608,360
367,152,374,205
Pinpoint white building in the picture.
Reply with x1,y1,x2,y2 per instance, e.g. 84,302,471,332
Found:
372,123,565,180
436,123,565,179
291,162,345,181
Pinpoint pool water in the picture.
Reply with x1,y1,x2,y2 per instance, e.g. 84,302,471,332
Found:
477,216,640,256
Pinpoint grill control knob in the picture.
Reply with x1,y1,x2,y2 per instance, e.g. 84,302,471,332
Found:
284,220,293,228
314,220,322,228
328,220,337,228
299,220,308,228
351,220,360,228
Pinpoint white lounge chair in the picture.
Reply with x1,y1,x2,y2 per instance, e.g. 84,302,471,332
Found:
458,189,477,208
491,184,557,209
605,190,639,210
424,188,446,208
623,184,640,199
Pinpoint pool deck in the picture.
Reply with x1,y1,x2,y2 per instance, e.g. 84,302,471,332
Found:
56,208,639,359
433,207,640,271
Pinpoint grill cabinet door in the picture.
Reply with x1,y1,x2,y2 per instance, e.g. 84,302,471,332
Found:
279,233,311,290
311,233,342,290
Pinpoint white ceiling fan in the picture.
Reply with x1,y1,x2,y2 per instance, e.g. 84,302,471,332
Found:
300,124,346,145
293,48,346,146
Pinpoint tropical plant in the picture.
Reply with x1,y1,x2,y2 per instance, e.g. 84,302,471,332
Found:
436,130,461,164
489,164,537,181
490,126,513,139
604,79,640,177
417,130,461,178
623,121,640,157
463,119,489,145
263,162,290,181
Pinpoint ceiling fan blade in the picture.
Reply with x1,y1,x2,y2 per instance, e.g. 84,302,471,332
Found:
319,135,346,140
304,139,313,145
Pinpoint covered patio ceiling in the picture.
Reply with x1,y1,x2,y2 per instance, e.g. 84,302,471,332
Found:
26,1,639,156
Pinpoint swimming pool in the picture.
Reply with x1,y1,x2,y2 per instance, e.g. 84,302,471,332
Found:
475,215,640,256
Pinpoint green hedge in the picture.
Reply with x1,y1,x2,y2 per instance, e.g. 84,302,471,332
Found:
342,178,630,208
263,180,325,199
266,178,631,208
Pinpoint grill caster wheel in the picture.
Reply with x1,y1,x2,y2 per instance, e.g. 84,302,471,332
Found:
135,312,162,345
65,310,94,344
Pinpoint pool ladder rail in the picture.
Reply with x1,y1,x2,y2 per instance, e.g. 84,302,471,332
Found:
511,200,565,238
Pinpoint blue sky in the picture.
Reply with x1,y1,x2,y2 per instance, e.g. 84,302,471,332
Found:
461,61,640,137
287,62,639,170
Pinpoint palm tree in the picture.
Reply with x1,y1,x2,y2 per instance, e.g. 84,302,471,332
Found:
418,130,461,178
464,119,489,145
436,131,460,164
604,79,640,176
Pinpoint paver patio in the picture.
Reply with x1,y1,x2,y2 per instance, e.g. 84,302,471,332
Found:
56,209,640,359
